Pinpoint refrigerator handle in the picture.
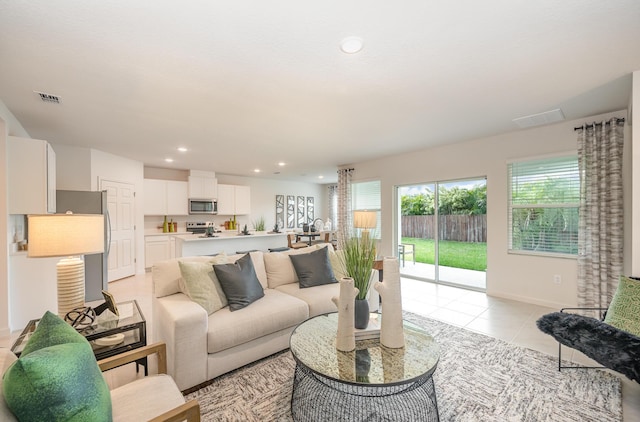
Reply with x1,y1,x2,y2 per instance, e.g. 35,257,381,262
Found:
106,209,112,256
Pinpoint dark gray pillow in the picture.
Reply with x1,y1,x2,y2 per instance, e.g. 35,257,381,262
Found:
289,247,338,288
213,254,264,311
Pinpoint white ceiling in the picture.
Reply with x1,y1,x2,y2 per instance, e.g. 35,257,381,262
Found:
1,1,639,183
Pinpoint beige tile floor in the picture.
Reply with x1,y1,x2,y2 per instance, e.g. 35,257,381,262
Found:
3,273,639,420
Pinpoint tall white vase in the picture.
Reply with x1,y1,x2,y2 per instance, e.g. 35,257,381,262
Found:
332,277,359,352
374,257,405,348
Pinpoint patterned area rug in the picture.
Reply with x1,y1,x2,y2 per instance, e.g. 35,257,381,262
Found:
186,312,622,421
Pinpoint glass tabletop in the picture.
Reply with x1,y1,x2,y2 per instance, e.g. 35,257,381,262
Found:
11,300,145,356
290,312,440,386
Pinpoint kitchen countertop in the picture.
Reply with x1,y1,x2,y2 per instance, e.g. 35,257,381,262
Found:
174,231,287,241
144,231,192,236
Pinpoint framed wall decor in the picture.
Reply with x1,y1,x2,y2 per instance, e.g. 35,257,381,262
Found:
307,197,314,222
287,195,295,228
275,195,285,230
297,196,305,227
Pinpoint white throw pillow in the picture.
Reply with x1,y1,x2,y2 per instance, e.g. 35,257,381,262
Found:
178,255,229,314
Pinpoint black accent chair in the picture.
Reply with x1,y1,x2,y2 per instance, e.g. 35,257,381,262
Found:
536,310,640,382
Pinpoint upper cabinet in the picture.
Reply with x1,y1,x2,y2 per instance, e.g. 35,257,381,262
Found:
8,136,56,214
188,170,217,199
144,179,188,216
217,184,251,215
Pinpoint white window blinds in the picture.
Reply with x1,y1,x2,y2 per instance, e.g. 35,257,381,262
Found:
508,155,579,256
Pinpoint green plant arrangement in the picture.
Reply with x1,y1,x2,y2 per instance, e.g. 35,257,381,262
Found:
253,216,265,231
340,235,377,300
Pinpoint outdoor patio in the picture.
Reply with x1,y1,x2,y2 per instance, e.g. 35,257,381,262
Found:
398,260,486,290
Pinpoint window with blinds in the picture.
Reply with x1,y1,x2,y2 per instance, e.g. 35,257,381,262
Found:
508,155,579,256
352,180,381,239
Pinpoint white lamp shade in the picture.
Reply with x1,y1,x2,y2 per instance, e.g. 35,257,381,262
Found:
353,210,377,229
28,214,105,258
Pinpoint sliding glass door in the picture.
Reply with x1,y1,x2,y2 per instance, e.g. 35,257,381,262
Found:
397,178,486,290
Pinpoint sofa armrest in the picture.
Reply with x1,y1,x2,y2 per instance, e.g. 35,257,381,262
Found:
148,400,201,422
154,293,209,391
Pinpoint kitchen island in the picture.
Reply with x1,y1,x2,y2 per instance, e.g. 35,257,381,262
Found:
174,232,289,257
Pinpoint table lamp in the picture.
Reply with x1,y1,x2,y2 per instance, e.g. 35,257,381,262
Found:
353,210,377,243
28,213,105,318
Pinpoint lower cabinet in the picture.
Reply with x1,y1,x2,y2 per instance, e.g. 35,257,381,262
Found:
145,235,174,269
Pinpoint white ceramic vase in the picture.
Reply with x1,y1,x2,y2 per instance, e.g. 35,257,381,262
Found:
374,257,405,348
332,277,359,352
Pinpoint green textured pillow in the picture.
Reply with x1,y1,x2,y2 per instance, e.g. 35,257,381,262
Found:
179,256,229,314
2,311,112,421
604,275,640,337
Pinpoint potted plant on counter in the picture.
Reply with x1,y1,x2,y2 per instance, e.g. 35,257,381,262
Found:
253,216,265,232
339,234,377,329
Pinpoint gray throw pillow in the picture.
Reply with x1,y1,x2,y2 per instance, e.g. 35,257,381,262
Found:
214,254,264,311
289,246,338,288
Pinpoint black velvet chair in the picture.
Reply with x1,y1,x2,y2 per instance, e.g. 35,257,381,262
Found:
536,310,640,382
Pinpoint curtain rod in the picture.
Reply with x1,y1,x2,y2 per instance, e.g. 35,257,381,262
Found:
574,117,625,131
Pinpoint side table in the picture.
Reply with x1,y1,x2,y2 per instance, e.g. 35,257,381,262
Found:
11,300,147,374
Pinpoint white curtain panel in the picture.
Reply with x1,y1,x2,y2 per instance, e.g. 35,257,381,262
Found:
336,168,353,248
577,118,625,308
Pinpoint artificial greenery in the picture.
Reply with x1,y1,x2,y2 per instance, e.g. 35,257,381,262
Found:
339,235,376,300
253,216,265,231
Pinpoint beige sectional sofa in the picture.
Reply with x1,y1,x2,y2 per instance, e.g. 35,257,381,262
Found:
152,244,379,391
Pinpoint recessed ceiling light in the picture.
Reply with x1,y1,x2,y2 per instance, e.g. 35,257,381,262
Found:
340,37,364,54
177,147,188,152
278,162,286,167
318,175,324,179
165,158,174,163
254,169,261,173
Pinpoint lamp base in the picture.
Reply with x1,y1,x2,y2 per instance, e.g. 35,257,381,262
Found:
57,257,85,319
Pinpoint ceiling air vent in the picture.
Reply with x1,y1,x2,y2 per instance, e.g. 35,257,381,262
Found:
34,91,61,104
512,108,564,129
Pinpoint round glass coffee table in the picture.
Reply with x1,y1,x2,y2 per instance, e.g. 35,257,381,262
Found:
289,313,440,422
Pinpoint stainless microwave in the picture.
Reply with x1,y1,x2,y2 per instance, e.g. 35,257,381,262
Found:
188,198,217,215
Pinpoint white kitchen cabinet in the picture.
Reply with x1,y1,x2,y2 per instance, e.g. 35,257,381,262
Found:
234,185,251,215
167,181,188,215
143,179,188,216
217,184,251,215
188,176,217,199
8,136,56,214
145,235,171,268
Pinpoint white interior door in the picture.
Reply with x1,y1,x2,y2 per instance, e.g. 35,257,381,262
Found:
101,179,136,281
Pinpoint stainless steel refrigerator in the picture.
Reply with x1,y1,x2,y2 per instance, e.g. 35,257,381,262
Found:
56,190,111,301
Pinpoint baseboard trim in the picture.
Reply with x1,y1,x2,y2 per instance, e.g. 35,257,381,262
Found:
487,290,574,310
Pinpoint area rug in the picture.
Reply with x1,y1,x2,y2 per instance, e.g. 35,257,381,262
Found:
186,312,622,421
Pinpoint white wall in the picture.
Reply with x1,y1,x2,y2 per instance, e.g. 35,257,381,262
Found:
53,144,92,191
349,110,629,309
216,174,327,231
632,70,640,275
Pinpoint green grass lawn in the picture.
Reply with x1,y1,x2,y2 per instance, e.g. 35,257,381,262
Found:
401,237,487,271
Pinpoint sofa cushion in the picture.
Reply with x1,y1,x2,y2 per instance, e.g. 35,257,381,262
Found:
604,275,640,337
0,349,18,422
263,245,322,289
179,256,229,314
154,255,223,298
289,246,338,288
111,374,186,422
2,311,112,422
207,289,309,353
214,253,265,311
275,282,340,317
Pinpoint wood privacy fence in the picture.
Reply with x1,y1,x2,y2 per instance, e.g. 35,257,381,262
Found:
401,215,487,243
